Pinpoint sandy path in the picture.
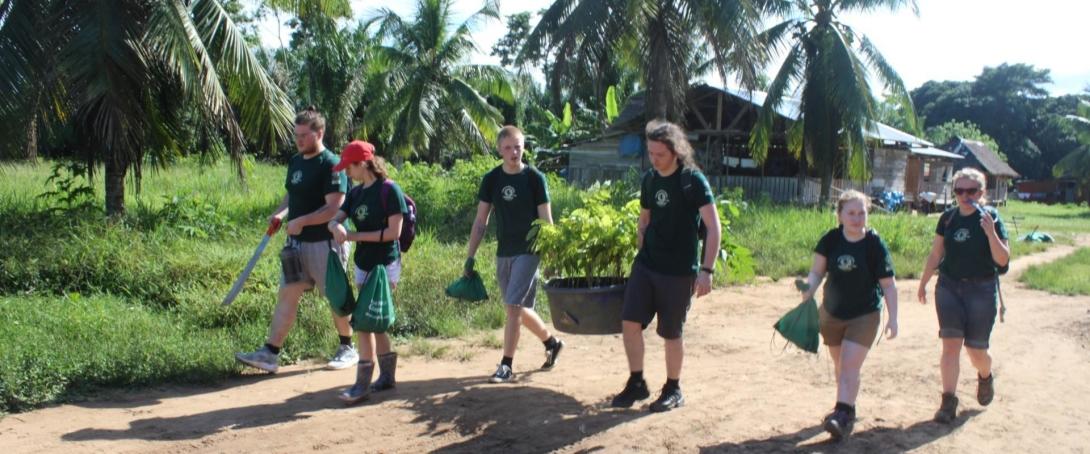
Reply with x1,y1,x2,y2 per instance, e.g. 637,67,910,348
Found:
3,240,1089,453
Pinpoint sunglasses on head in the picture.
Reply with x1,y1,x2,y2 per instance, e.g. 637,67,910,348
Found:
953,187,980,196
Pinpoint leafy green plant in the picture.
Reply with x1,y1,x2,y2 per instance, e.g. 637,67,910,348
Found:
37,161,96,214
531,184,640,288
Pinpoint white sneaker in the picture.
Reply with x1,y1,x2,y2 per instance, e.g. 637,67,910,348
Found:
235,347,279,374
327,344,359,370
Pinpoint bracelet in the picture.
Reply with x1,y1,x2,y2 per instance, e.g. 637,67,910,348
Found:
700,267,714,275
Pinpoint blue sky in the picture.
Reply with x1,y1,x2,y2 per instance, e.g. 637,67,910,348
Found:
258,0,1089,95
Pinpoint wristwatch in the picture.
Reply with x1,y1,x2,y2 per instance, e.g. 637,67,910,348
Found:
700,266,714,275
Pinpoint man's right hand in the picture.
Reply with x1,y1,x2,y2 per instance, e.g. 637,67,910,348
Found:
267,216,283,235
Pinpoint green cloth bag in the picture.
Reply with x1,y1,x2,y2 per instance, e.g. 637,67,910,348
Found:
352,265,396,333
325,248,355,317
772,279,820,353
445,271,488,302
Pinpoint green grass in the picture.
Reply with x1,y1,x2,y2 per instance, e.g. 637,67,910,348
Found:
1020,247,1090,296
1003,200,1090,236
2,159,1086,413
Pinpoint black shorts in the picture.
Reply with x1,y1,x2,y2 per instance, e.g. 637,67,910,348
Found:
621,261,695,339
935,274,998,349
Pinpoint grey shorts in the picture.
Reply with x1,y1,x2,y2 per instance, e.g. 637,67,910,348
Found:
279,239,348,297
935,274,998,349
496,254,540,308
354,259,402,287
621,261,695,340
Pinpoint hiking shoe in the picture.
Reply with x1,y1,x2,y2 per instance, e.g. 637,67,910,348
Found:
977,373,995,406
326,344,359,370
823,409,855,441
649,386,685,413
541,338,564,370
489,364,515,383
934,393,959,424
611,378,651,408
235,347,279,374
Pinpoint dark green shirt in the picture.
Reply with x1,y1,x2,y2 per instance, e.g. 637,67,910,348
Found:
636,168,714,276
341,179,408,271
286,149,348,242
478,165,550,257
937,206,1008,279
814,227,895,320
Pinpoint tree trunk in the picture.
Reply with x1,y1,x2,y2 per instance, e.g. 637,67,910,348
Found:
105,156,128,217
819,165,833,207
25,112,38,161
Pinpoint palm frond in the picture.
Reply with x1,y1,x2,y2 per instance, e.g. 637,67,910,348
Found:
836,0,918,15
750,42,805,163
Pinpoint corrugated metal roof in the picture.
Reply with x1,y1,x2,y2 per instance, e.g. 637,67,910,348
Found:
910,146,963,160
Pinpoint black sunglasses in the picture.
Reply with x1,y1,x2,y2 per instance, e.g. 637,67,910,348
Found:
953,187,980,196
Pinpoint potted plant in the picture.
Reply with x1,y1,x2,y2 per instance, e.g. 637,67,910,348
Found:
530,184,640,334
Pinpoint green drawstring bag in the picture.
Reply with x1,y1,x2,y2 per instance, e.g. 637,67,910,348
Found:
445,257,488,302
353,265,396,333
772,279,820,353
325,248,355,317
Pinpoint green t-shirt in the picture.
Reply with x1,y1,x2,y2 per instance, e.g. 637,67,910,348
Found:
477,165,550,257
340,179,408,271
937,206,1009,279
286,149,348,242
635,168,715,276
814,227,895,320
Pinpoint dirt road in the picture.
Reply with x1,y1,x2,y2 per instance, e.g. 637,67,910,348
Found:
3,241,1088,453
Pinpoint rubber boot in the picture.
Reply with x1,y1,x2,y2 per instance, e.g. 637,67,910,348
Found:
339,360,374,405
371,352,398,392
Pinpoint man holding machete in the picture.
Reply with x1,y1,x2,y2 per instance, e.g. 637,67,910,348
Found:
235,106,355,374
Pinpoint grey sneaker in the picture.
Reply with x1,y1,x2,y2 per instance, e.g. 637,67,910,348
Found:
327,344,359,370
235,346,279,373
489,364,515,383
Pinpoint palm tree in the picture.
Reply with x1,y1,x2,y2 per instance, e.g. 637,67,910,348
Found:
358,0,514,163
0,0,294,216
521,0,770,123
1056,100,1090,202
749,0,918,204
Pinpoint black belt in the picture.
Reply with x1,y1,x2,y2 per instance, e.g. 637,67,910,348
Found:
940,273,996,283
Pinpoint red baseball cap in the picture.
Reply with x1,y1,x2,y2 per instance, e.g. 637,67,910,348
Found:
332,140,375,172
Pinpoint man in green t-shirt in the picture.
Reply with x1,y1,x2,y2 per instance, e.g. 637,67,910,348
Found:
611,120,722,413
236,107,354,374
466,126,564,383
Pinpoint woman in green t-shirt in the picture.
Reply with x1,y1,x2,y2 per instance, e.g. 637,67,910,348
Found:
917,168,1010,424
801,190,898,440
327,141,408,405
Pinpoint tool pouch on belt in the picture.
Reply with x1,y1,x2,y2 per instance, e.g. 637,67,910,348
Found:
280,239,305,284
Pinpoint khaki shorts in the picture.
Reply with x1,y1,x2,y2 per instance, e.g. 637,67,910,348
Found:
819,307,880,347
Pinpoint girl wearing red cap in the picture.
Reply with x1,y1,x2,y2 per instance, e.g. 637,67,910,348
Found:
328,140,409,404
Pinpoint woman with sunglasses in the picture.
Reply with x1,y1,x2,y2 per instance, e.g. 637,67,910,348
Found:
917,168,1010,424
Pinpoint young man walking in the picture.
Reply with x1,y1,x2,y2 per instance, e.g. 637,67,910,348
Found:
235,107,356,373
611,120,721,412
466,126,564,383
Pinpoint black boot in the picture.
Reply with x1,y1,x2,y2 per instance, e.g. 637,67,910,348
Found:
371,352,398,392
339,360,374,405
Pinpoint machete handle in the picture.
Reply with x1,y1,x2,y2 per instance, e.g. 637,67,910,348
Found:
267,217,283,236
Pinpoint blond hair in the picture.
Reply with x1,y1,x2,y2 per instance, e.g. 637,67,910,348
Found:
645,120,699,170
952,168,988,204
497,125,524,143
836,190,870,214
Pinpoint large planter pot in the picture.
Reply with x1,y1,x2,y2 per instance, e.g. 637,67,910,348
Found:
543,277,627,335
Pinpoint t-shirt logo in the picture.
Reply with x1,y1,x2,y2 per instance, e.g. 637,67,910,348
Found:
291,170,303,185
953,228,971,242
501,185,517,201
655,189,669,207
837,255,857,272
354,205,368,221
